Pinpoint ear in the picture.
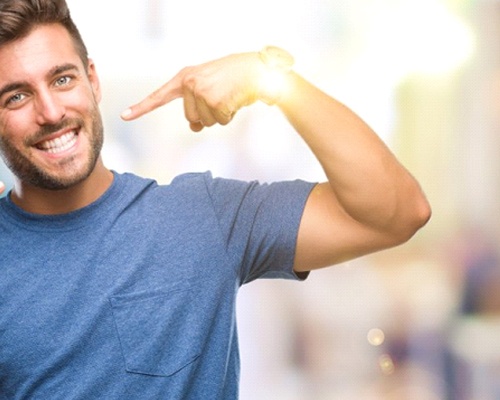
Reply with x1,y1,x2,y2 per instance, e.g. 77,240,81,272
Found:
86,58,102,103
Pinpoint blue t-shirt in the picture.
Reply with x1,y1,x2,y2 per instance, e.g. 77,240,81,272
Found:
0,171,314,399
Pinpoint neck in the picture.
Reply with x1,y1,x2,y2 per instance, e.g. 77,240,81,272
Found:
10,159,114,215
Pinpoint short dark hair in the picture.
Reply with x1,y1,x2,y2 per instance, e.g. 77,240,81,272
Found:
0,0,88,66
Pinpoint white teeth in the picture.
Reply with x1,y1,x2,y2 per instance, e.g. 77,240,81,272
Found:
38,131,77,154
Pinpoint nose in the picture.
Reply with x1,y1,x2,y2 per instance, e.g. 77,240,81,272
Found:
34,90,66,125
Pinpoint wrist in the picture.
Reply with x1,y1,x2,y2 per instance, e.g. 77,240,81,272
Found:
257,46,294,105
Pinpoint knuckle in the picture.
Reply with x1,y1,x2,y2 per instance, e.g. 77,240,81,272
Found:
148,89,164,104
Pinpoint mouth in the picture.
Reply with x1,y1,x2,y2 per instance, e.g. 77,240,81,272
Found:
35,130,79,155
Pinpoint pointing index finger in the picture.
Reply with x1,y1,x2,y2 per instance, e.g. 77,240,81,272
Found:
121,74,183,121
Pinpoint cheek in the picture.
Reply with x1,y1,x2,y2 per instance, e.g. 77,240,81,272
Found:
0,114,24,146
0,110,39,154
65,89,99,115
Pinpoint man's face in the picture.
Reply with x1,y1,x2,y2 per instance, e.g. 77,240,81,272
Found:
0,23,104,190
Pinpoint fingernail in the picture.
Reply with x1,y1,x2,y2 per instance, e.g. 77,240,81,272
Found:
121,108,132,119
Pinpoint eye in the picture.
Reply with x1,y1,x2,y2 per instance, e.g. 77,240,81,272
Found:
5,92,26,107
54,75,72,87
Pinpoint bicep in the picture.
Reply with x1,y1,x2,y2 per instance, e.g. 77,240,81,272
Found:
293,183,397,272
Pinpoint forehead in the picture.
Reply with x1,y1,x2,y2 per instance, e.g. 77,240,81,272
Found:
0,23,84,82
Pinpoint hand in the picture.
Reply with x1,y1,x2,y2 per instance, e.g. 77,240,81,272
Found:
0,181,5,196
121,52,264,132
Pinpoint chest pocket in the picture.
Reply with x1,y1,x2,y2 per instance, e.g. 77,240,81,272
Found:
109,284,207,377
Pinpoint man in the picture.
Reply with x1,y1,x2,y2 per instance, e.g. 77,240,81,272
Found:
0,0,430,398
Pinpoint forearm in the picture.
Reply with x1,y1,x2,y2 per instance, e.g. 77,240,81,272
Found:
277,72,431,239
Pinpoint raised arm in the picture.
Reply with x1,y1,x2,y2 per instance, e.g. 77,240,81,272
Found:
278,72,431,271
121,49,431,272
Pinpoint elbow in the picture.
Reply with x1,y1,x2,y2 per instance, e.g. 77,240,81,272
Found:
416,195,432,229
410,197,432,236
393,194,432,245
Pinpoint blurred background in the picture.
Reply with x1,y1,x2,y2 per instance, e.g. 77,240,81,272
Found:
2,0,499,398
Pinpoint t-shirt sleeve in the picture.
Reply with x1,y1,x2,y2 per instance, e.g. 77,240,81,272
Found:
201,173,316,285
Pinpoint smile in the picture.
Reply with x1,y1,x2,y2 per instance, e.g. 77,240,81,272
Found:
36,131,78,154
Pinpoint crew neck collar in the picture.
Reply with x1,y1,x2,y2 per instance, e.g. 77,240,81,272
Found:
0,171,124,231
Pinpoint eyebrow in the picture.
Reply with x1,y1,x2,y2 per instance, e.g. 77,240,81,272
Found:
51,63,79,77
0,63,80,100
